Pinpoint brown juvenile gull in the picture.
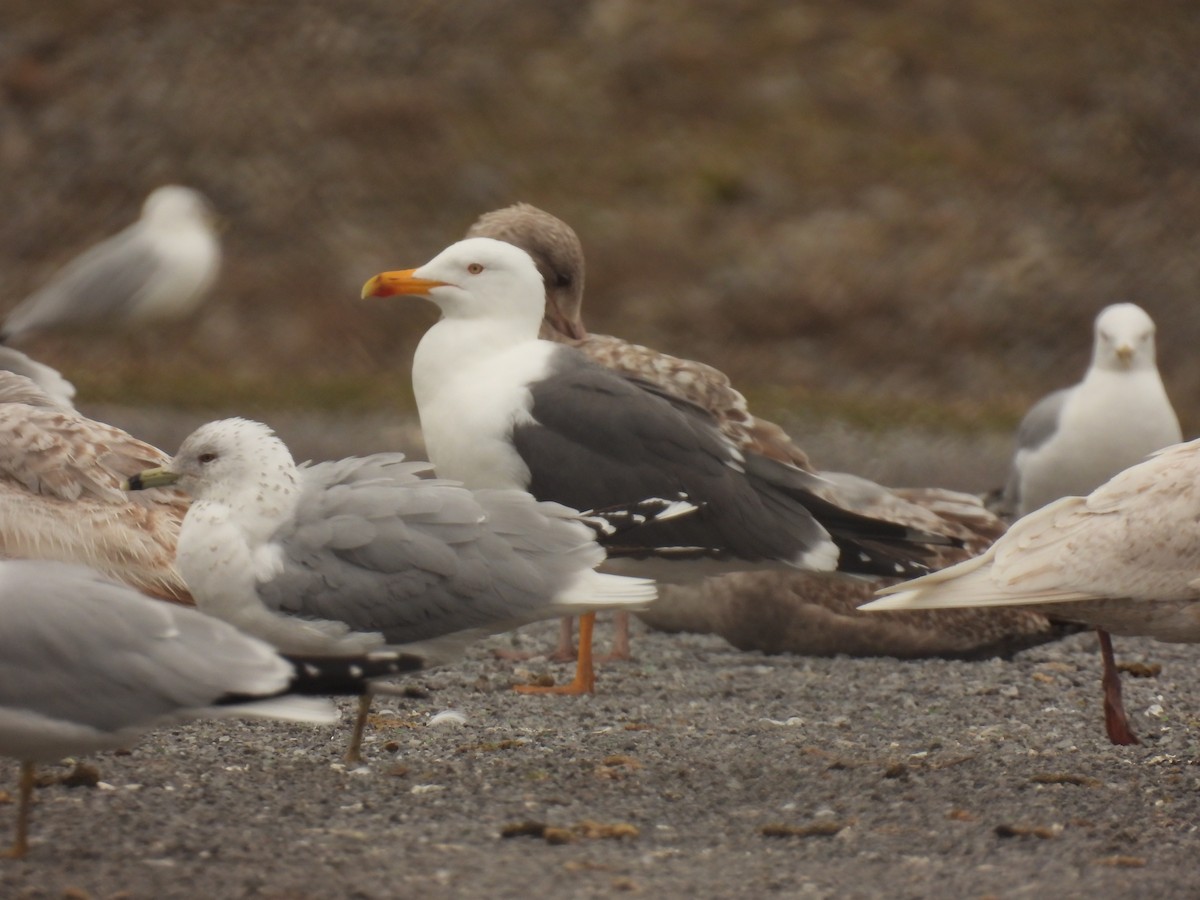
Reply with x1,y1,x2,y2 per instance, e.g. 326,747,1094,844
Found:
985,302,1181,745
126,417,676,755
0,559,428,858
865,437,1200,742
465,203,1057,664
362,238,946,694
2,185,221,343
0,371,189,603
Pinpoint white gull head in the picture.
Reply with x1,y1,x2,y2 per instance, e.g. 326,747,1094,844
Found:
1091,303,1158,373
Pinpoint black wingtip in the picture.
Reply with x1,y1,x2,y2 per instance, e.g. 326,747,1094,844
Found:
283,652,431,697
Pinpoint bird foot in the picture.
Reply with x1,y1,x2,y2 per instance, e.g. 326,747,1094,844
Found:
513,673,595,695
1103,701,1141,746
596,649,634,664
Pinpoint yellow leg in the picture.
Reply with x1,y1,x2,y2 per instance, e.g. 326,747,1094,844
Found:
344,693,374,764
515,612,597,695
1,761,35,859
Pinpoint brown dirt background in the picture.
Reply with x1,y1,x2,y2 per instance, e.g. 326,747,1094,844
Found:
0,0,1197,431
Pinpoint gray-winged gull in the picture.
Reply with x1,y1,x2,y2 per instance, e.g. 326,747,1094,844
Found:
0,371,189,603
362,238,947,694
0,558,423,858
864,437,1200,742
997,303,1180,518
466,202,1062,664
2,185,221,343
125,417,668,755
991,302,1180,744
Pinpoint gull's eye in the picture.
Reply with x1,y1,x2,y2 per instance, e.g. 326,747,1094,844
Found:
198,452,218,464
467,263,484,275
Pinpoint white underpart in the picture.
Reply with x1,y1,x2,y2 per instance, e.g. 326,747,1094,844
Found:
414,327,553,489
1015,369,1180,515
172,422,386,655
178,501,384,655
131,197,221,321
1014,302,1180,516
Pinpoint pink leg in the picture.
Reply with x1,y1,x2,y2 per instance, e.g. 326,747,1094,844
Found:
1098,628,1140,746
598,611,633,662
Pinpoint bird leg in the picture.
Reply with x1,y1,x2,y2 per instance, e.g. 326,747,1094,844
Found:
549,617,578,661
1,761,35,859
344,693,374,764
492,618,577,662
597,611,633,663
1098,629,1140,746
514,612,596,695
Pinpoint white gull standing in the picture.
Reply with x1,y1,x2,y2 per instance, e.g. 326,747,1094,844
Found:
2,185,221,342
124,417,665,756
997,303,1180,519
362,237,946,694
0,559,414,858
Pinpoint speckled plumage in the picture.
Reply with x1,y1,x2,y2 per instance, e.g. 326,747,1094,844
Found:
0,372,189,603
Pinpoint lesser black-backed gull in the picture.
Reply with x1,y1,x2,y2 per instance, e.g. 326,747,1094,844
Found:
465,203,1057,665
362,237,946,693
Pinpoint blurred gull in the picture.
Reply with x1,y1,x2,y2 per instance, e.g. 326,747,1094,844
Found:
125,418,664,757
997,303,1180,518
988,302,1180,744
0,559,407,858
864,438,1200,740
1,185,221,343
0,371,189,603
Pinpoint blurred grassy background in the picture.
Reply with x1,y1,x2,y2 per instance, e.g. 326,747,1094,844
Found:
0,0,1197,435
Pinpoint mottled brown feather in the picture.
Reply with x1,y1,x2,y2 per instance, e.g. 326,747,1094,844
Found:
0,372,190,603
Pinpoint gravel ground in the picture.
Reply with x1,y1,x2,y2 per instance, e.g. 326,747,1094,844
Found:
4,409,1198,898
3,621,1199,899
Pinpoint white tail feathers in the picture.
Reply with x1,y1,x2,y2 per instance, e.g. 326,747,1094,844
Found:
213,695,339,724
554,570,658,614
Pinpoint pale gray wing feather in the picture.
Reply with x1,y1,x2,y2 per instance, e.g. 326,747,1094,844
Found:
259,455,594,642
3,228,162,338
1001,387,1070,512
1014,387,1070,453
0,561,288,735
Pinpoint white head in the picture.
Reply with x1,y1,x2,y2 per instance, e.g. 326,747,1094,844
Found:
1091,303,1158,372
154,418,299,513
361,237,547,335
140,185,217,231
